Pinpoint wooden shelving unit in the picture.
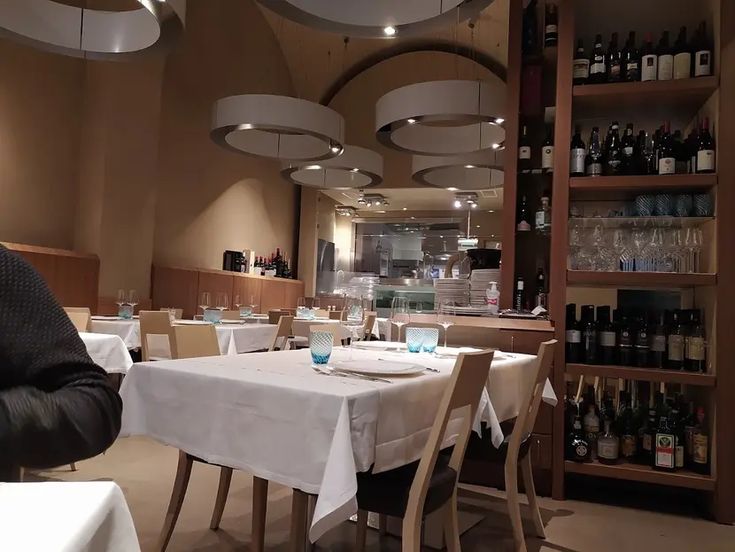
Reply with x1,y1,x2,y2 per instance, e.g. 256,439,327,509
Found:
567,271,717,288
566,363,716,387
569,174,717,199
565,460,716,491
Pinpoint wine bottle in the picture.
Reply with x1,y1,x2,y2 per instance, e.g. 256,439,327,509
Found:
570,125,586,176
692,407,709,474
622,31,640,81
515,277,525,312
641,32,658,82
572,39,590,85
518,124,531,172
696,117,716,174
617,311,634,366
535,194,551,235
667,310,685,370
621,123,636,174
522,0,539,55
650,312,667,368
566,303,582,363
654,416,676,471
567,414,590,462
544,2,558,47
673,26,692,80
517,195,531,232
534,267,547,308
606,32,622,82
658,121,675,175
685,310,706,373
693,21,712,77
635,313,650,368
597,306,616,365
585,126,602,176
541,126,554,172
581,304,598,364
656,31,673,81
603,121,622,175
589,34,607,84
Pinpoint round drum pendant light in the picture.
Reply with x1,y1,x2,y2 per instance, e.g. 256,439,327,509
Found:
256,0,495,39
0,0,186,60
375,80,505,155
412,149,504,191
211,95,345,162
281,145,382,189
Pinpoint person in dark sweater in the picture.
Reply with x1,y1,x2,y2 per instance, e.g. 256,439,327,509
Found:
0,245,122,480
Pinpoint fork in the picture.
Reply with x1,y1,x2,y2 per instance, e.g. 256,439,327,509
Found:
312,365,393,384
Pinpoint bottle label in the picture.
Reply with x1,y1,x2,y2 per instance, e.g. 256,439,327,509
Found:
651,334,666,353
695,50,711,77
535,211,545,228
609,63,621,79
571,149,586,173
675,444,685,468
621,435,637,457
590,61,606,75
599,331,616,347
642,433,652,452
687,336,706,361
668,335,684,361
575,444,588,458
598,440,618,460
587,162,602,176
658,157,675,175
697,150,715,171
657,54,674,80
542,146,554,169
573,59,590,79
626,61,640,80
519,146,531,160
673,52,692,79
623,146,634,156
641,55,658,81
566,329,581,344
685,425,695,458
693,433,708,464
655,433,675,468
545,25,558,34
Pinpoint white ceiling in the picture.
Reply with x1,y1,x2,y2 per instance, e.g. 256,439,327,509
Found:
322,186,503,213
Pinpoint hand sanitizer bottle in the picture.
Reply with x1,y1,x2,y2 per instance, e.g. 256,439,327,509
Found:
486,281,500,315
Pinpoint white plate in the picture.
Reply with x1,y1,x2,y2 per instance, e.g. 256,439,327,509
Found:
220,319,244,324
352,341,406,351
332,359,425,376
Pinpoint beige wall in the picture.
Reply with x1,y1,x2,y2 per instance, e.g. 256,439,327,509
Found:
0,39,84,249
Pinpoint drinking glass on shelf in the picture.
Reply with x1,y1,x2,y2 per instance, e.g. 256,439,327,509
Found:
685,228,704,273
199,291,211,316
437,300,455,349
390,296,410,342
668,229,685,273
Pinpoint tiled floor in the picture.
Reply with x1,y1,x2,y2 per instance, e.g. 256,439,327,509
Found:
29,437,735,551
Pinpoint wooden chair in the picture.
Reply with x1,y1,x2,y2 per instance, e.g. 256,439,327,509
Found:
459,339,557,552
312,308,329,318
328,310,344,320
221,310,241,321
269,315,294,351
268,309,285,325
172,325,220,359
139,311,176,362
159,307,183,320
309,323,343,346
361,311,377,341
64,307,91,332
355,349,494,552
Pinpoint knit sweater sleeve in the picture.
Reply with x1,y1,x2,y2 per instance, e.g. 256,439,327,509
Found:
0,246,122,468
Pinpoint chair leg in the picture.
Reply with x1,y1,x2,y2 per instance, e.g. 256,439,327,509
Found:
504,462,527,552
355,510,368,552
251,477,268,552
156,451,194,552
520,455,545,539
378,514,388,537
289,489,309,552
401,515,422,552
209,467,233,530
70,462,77,472
442,492,461,552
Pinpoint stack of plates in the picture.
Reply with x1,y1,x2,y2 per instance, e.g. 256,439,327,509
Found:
433,278,469,307
470,269,501,306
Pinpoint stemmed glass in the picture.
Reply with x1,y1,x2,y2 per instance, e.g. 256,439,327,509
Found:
437,299,455,350
297,297,308,319
344,296,365,358
116,289,126,309
312,297,322,317
249,294,259,315
199,291,211,317
215,292,229,311
390,296,410,343
127,290,138,311
685,228,704,273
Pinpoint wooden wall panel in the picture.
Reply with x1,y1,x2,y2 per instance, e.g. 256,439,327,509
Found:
260,279,286,313
233,276,263,313
283,281,304,309
151,265,199,319
197,270,236,310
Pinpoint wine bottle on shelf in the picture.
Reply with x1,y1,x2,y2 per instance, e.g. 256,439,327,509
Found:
634,130,650,174
670,407,685,469
568,412,590,462
635,312,650,368
544,2,558,47
515,277,525,312
621,123,636,174
654,415,676,471
566,303,582,363
693,21,712,77
541,127,554,172
518,124,531,172
667,310,685,370
522,0,539,55
617,311,634,366
686,124,699,174
673,130,687,174
603,121,622,175
606,32,622,82
696,117,716,173
589,34,607,84
597,306,616,365
641,32,658,82
683,401,697,467
517,195,531,232
535,193,551,235
581,304,598,364
692,407,709,474
583,402,601,460
570,125,586,176
585,126,603,176
685,310,706,373
622,31,640,81
534,267,547,309
673,26,692,80
656,31,674,81
658,121,675,175
650,312,667,368
572,39,590,85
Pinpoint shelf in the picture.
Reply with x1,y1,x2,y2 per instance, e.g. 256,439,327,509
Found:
572,76,719,121
568,216,714,229
565,460,715,491
566,363,716,387
569,174,717,200
567,271,716,287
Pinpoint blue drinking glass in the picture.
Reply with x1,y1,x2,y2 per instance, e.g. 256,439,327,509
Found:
310,331,333,365
204,308,222,324
421,328,439,353
296,306,309,319
239,306,253,319
119,304,133,320
406,327,424,353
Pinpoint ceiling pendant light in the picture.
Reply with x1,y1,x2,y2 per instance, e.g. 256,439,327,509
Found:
412,149,504,191
0,0,186,60
256,0,495,39
211,94,345,161
281,145,382,188
375,79,505,155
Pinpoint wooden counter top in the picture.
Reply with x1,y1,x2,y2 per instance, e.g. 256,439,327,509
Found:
163,264,304,286
406,313,554,333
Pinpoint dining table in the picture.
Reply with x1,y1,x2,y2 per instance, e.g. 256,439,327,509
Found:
91,316,141,349
79,332,134,374
119,342,556,545
0,481,140,552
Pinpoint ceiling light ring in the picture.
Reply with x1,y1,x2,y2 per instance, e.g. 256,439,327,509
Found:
281,145,383,188
0,0,186,60
412,150,505,191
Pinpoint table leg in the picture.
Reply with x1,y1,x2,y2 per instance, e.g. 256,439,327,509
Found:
289,489,309,552
251,477,268,552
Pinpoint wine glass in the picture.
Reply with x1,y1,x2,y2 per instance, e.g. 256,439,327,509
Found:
127,290,138,310
390,296,410,343
234,294,241,309
215,292,229,311
297,297,308,319
199,291,211,316
344,296,365,357
437,299,456,350
312,297,322,317
249,294,259,314
116,289,126,308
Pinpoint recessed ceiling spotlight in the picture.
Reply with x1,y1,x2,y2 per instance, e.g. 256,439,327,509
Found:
410,216,415,220
440,235,444,238
402,207,408,211
383,25,396,36
464,164,475,169
495,118,505,124
407,118,417,124
476,225,481,228
351,168,359,172
488,209,495,213
446,187,458,191
374,199,381,205
304,165,322,170
491,143,500,149
454,200,462,208
471,203,477,208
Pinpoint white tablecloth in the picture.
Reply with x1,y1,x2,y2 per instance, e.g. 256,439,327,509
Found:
90,318,141,350
120,345,555,542
215,324,278,355
292,319,352,340
80,332,134,374
0,482,140,552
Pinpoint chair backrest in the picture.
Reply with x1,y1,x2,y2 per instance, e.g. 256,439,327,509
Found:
268,310,284,325
269,315,294,351
361,311,377,340
172,325,221,359
313,308,329,318
159,307,183,320
398,322,445,343
310,323,343,346
221,310,241,320
139,310,176,362
328,310,344,320
505,339,557,465
404,349,494,535
64,307,91,332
